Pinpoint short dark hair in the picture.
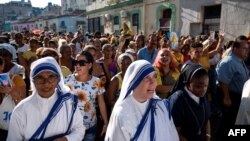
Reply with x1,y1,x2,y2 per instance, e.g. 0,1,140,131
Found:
0,35,9,43
29,38,39,44
232,35,248,49
190,42,203,49
48,40,56,45
135,34,145,47
15,33,23,39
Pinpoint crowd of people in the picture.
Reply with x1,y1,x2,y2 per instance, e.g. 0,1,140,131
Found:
0,22,250,141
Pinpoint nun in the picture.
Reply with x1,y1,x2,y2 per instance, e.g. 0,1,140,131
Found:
7,57,85,141
105,60,179,141
235,79,250,125
168,63,211,141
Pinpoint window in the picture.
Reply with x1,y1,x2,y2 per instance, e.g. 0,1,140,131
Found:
94,17,100,32
132,13,139,26
114,16,119,25
204,5,221,19
163,9,171,18
60,21,66,27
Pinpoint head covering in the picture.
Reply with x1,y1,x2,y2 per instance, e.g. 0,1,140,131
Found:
117,53,134,68
125,48,136,54
0,43,17,60
115,60,155,106
106,60,180,141
171,63,206,94
30,57,70,94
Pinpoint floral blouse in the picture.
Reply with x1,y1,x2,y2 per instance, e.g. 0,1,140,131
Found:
64,75,105,129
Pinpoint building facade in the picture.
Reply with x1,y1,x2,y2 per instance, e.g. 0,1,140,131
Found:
61,0,88,14
85,0,249,40
42,2,62,16
57,15,87,33
86,0,143,34
0,0,33,32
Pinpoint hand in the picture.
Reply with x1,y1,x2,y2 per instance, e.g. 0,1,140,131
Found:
219,31,225,41
0,86,12,94
101,124,108,136
10,90,21,103
223,97,232,107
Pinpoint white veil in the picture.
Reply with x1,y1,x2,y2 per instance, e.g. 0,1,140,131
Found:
114,60,155,107
30,57,70,95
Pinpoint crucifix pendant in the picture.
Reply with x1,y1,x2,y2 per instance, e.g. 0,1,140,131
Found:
197,130,201,135
153,107,157,115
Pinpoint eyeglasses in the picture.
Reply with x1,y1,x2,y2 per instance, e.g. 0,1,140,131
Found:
34,75,58,84
73,60,89,66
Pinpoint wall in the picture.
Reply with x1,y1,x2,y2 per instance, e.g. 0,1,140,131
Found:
220,0,250,39
178,0,250,39
57,16,87,32
87,1,142,34
143,0,179,35
178,0,217,36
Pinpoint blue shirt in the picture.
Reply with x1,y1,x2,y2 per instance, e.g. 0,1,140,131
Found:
216,53,249,94
137,47,158,64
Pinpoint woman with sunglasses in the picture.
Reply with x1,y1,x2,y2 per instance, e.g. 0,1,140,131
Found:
65,51,108,141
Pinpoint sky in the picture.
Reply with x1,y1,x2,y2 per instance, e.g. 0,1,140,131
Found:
0,0,61,8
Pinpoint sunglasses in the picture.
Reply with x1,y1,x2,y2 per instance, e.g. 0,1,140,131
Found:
73,60,89,66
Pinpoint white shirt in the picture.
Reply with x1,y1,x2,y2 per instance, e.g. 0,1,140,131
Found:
185,86,200,104
17,44,29,54
0,94,16,130
7,93,85,141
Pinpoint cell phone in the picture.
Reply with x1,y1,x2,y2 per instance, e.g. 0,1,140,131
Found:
210,31,215,40
0,73,12,87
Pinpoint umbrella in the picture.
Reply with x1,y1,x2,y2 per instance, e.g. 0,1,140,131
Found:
32,29,43,35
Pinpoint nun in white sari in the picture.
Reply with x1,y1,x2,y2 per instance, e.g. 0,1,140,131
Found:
105,60,179,141
7,57,85,141
235,79,250,125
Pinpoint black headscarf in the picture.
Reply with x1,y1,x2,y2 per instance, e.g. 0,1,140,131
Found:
170,63,206,94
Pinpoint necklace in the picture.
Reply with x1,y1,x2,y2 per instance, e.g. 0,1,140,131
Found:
183,96,205,135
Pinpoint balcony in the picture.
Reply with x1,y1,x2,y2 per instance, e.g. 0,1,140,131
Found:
86,0,143,14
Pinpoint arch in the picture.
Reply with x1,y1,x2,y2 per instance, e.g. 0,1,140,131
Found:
156,3,176,31
112,13,121,32
130,9,141,32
